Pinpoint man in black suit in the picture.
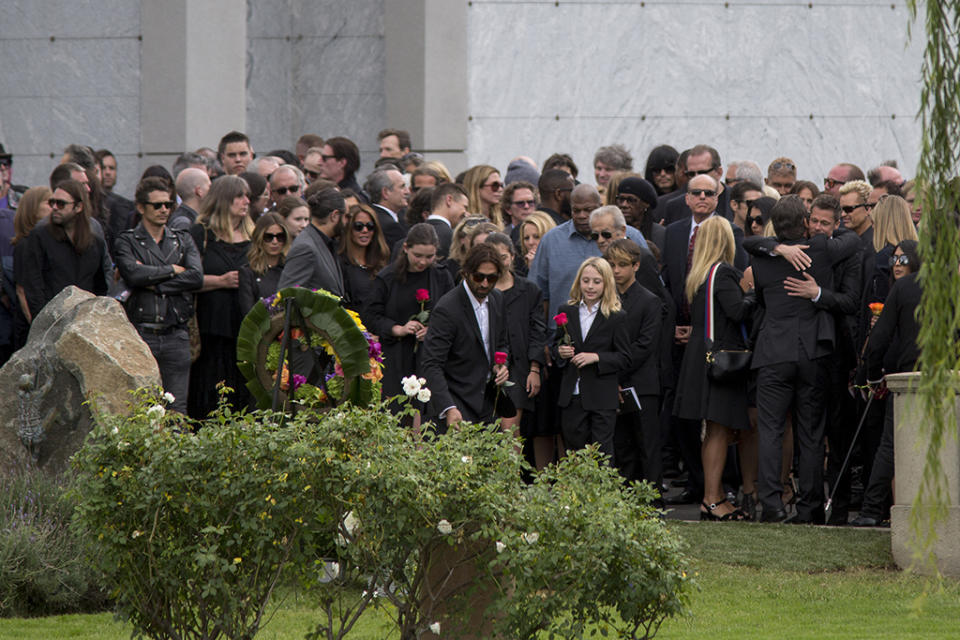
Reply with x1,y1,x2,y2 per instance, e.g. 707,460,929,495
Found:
365,168,409,249
420,243,509,429
748,195,861,523
661,145,734,225
425,183,469,259
659,174,746,504
604,239,664,489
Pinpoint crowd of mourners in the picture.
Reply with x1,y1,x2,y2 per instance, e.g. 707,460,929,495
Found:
0,130,928,526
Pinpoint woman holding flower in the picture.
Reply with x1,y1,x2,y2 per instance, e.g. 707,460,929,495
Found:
553,257,631,464
365,223,454,402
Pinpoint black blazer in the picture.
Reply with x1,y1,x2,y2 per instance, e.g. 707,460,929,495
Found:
618,281,663,396
501,277,547,409
748,229,861,367
552,303,632,412
426,217,454,259
372,203,407,250
420,284,508,423
661,215,747,321
864,272,921,380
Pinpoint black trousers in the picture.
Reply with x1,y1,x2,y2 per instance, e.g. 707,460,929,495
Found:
860,396,895,520
823,357,857,523
668,342,704,496
562,395,617,465
757,357,828,522
613,394,662,486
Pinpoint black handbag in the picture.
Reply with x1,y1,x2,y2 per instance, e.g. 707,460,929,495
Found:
704,263,752,382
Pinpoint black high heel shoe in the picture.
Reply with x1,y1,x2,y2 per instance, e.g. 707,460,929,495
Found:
700,498,747,522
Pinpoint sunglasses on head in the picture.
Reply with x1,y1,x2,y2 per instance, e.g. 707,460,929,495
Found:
590,230,614,240
471,272,499,284
352,221,376,232
273,184,300,196
48,197,75,209
689,188,717,198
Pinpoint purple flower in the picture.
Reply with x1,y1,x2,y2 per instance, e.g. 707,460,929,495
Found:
368,341,382,360
291,374,307,392
262,293,278,308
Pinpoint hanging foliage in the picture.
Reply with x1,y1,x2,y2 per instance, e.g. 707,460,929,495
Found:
907,0,960,571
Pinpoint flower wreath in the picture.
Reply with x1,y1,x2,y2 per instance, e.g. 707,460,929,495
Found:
236,287,383,410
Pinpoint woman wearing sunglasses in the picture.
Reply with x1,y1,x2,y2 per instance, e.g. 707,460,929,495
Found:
239,212,290,314
463,164,504,227
338,203,390,313
364,223,454,404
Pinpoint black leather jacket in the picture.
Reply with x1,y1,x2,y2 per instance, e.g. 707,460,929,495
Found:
114,223,203,328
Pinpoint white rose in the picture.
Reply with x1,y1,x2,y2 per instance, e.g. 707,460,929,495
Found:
146,404,165,422
437,519,453,535
522,531,539,544
417,388,432,403
429,621,441,635
418,377,427,386
401,375,421,396
496,541,506,553
163,392,176,404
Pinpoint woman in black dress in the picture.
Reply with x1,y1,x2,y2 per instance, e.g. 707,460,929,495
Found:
364,223,454,402
188,175,253,419
238,212,289,314
674,217,755,521
485,232,546,438
338,203,390,314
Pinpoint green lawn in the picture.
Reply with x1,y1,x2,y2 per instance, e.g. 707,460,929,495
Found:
3,522,959,639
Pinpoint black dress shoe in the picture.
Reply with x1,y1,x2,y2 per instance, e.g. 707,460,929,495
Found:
849,515,887,527
664,488,701,505
760,507,788,523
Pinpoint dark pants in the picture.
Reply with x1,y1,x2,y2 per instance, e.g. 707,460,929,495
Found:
668,342,704,496
860,397,895,520
757,357,827,522
562,395,617,465
614,394,662,487
824,358,857,523
139,326,191,414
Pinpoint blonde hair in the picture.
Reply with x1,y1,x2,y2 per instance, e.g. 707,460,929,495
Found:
521,210,556,240
685,217,736,303
463,164,504,227
872,195,918,252
247,212,290,274
838,179,871,202
568,257,621,317
450,215,487,264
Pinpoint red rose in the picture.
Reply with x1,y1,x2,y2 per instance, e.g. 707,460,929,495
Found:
415,289,430,303
553,312,568,326
494,351,508,365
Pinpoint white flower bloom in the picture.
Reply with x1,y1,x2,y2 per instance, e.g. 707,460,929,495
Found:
429,621,441,635
146,404,165,422
163,392,176,404
111,425,119,435
401,375,421,396
417,388,432,403
418,377,427,386
496,541,506,553
460,455,472,464
437,519,453,535
522,531,539,544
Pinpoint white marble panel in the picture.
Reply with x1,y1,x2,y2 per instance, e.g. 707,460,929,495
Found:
247,0,296,38
466,1,924,184
0,0,139,38
295,35,385,97
294,0,384,37
298,91,386,156
247,36,296,152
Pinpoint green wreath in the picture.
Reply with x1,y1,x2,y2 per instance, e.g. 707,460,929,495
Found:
236,287,383,410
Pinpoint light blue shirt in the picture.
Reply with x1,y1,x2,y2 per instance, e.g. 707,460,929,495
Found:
528,220,648,329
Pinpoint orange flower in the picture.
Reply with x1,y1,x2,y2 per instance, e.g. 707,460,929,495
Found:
869,302,884,317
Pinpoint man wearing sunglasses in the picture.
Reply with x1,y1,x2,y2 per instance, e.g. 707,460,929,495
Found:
823,162,865,196
268,165,305,210
113,177,203,414
317,136,369,203
421,243,510,430
661,145,734,226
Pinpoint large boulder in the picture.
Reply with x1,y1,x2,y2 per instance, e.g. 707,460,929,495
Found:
0,286,160,475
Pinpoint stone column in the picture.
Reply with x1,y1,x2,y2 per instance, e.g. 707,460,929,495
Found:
141,0,247,167
886,371,960,577
384,0,468,175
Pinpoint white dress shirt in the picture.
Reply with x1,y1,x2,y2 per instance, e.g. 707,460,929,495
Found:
573,300,598,395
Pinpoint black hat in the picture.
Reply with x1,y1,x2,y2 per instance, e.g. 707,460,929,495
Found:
0,144,11,163
617,176,658,209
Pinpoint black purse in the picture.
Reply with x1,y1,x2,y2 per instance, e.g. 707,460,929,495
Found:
704,263,752,382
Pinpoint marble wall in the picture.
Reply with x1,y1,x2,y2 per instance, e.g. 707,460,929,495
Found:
465,0,925,185
0,0,925,199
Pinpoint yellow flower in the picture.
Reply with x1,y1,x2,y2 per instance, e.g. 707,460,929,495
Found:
345,308,366,331
233,557,242,564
